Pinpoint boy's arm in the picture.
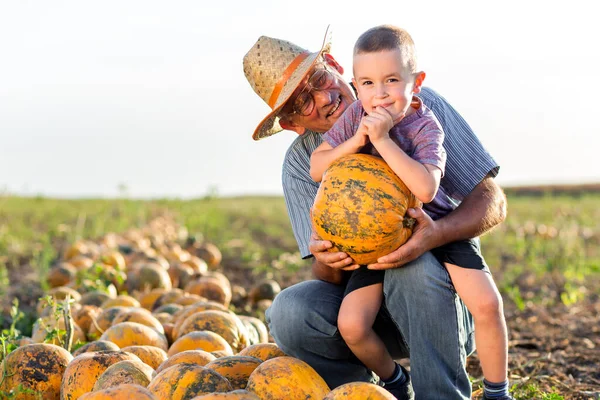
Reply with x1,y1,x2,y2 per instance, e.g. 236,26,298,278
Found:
374,138,442,203
310,131,368,182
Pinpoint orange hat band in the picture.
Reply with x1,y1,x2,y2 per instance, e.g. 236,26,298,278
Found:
267,51,310,109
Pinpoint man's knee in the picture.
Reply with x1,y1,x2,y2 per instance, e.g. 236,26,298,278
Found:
267,280,344,353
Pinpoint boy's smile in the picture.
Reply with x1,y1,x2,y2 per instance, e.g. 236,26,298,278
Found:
352,49,425,124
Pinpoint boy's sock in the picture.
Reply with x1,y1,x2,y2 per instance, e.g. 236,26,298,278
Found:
382,362,407,387
483,379,510,399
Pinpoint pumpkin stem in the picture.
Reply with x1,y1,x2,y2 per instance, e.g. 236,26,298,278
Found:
402,217,416,229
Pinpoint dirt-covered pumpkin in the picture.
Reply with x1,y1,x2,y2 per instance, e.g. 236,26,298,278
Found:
191,390,260,399
205,355,263,390
167,330,233,357
175,310,249,353
238,343,286,362
246,356,330,400
312,153,421,265
92,359,155,391
78,384,157,400
120,345,168,369
60,350,142,399
156,349,216,373
147,363,232,400
323,381,396,399
99,321,169,351
0,343,73,399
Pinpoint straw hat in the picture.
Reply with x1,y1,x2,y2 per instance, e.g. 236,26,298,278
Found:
243,27,332,140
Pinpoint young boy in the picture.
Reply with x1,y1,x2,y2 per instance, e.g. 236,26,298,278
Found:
310,25,511,400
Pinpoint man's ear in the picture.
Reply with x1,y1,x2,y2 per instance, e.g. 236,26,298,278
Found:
279,117,306,135
323,53,344,75
412,71,426,93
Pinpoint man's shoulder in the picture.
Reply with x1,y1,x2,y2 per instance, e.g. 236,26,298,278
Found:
283,131,323,168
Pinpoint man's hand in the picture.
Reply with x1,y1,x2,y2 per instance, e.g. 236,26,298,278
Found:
309,232,360,271
367,207,443,270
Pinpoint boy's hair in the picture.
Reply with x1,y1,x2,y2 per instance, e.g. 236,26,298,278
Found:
354,25,417,73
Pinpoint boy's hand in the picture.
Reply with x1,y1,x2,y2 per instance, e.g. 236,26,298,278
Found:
362,106,395,143
351,119,370,149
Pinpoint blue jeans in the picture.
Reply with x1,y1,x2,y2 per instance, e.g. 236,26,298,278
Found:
265,251,475,399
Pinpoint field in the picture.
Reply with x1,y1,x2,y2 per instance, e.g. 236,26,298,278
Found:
0,189,599,399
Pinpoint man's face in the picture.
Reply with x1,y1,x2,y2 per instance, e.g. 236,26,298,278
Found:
281,61,357,133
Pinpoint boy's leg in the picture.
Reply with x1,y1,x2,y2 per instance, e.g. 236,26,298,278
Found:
265,280,379,389
338,284,396,380
383,251,474,400
444,263,508,383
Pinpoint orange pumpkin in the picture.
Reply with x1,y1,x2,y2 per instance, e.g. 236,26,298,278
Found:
87,306,131,340
238,343,286,362
0,343,73,399
176,310,249,353
246,356,330,400
92,359,156,391
78,384,157,399
156,349,216,373
60,350,142,399
312,153,421,265
147,363,232,399
323,381,396,399
191,390,260,399
171,301,228,339
167,330,233,357
184,277,231,307
112,308,165,334
205,355,262,390
100,322,169,351
121,345,168,369
72,340,120,356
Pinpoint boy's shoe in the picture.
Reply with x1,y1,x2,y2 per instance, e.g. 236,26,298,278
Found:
382,365,414,400
483,396,515,400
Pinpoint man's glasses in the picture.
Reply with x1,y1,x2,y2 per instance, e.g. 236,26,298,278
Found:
284,65,336,117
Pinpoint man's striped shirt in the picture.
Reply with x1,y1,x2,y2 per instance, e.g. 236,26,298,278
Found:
282,87,500,258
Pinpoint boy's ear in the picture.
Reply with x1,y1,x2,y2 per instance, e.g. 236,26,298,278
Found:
412,71,426,93
323,53,344,75
351,78,359,98
279,117,306,135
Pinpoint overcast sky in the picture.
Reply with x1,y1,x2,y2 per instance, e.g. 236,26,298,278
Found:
1,0,598,198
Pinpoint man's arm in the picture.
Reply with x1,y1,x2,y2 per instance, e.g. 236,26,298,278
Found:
368,174,506,270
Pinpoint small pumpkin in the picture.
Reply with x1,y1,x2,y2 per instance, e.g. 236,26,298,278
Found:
147,363,232,400
78,384,157,400
60,350,142,399
0,343,73,399
168,330,233,357
205,355,263,390
238,343,286,362
323,381,396,399
156,349,216,373
312,153,421,265
246,356,330,400
92,359,156,391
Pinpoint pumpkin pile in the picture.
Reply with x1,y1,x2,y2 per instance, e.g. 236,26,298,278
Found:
0,216,389,399
312,153,422,265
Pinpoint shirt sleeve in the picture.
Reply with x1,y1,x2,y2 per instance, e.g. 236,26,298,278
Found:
410,116,447,177
281,139,320,259
322,101,361,148
420,87,500,200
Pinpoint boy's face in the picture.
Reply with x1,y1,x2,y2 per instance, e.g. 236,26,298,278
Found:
352,49,424,123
